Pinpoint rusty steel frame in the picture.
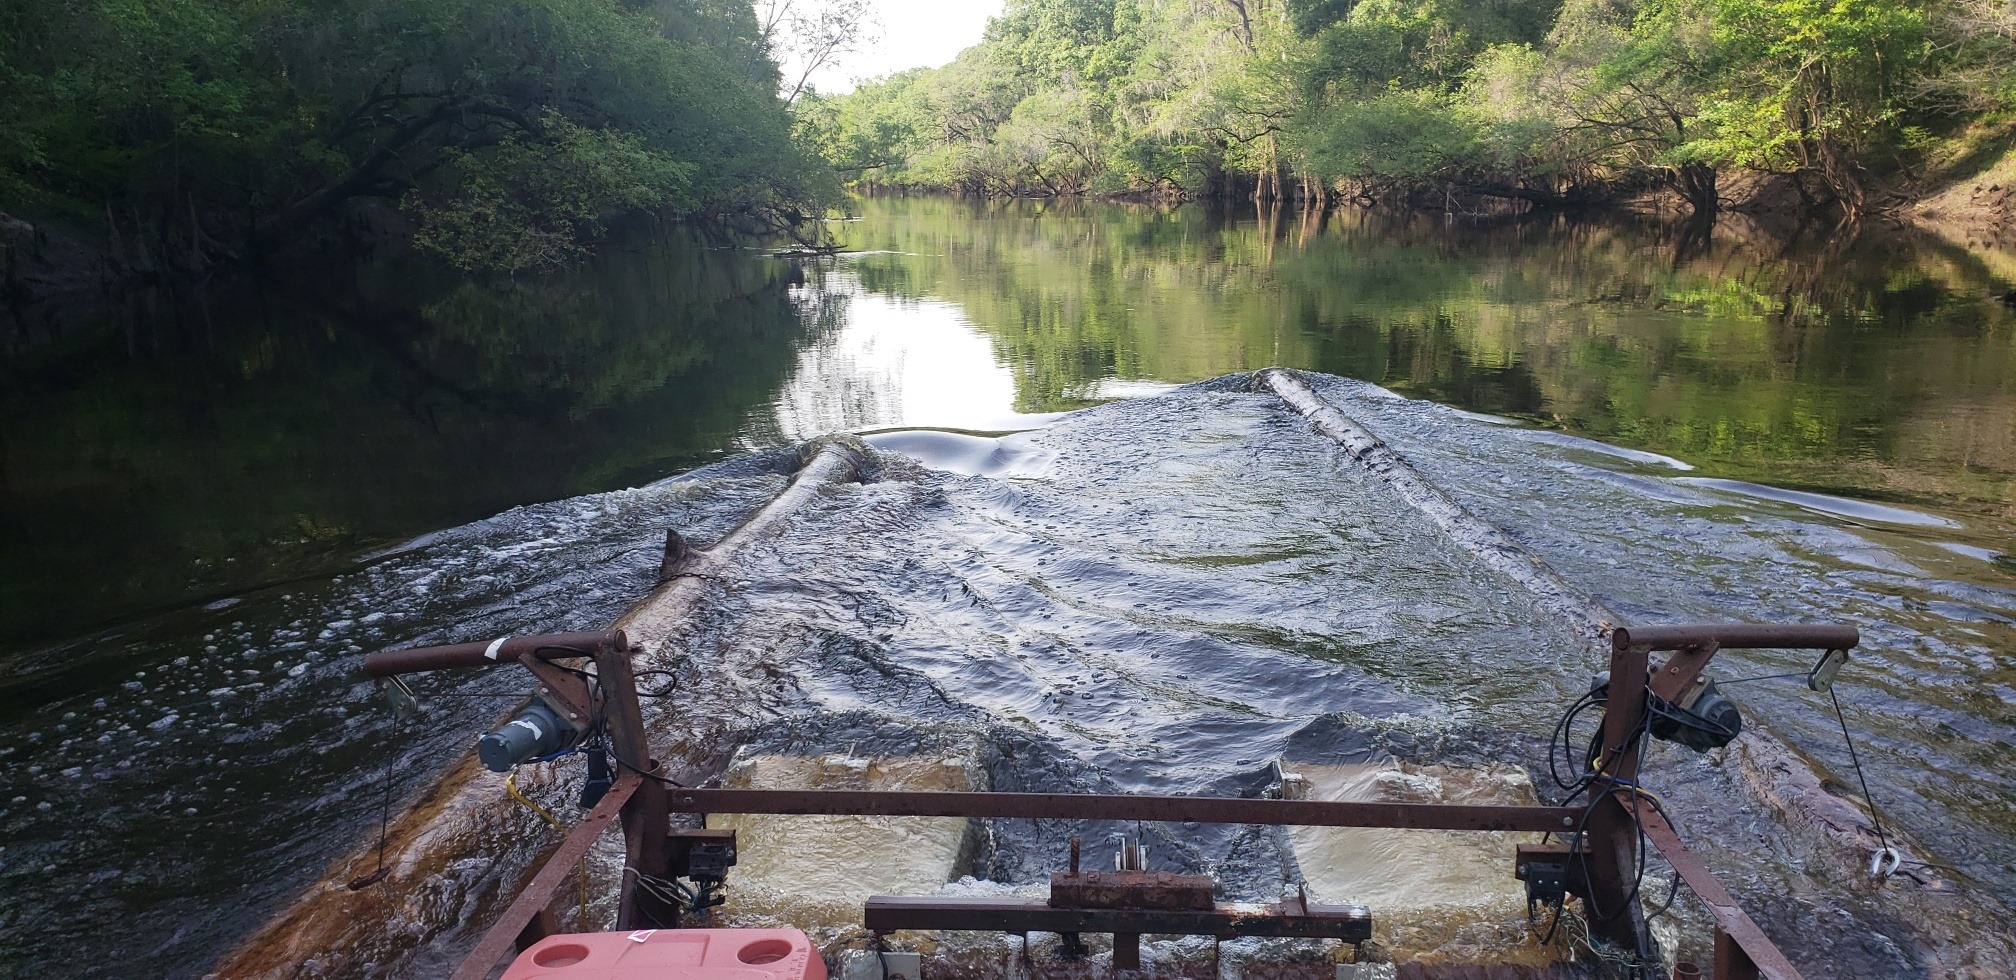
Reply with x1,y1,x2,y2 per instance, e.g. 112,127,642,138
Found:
1639,810,1794,980
366,625,1844,980
1572,624,1848,978
662,788,1580,832
368,630,681,978
864,894,1373,969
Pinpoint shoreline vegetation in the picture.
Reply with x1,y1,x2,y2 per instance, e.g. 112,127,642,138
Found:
798,1,2016,236
1,0,838,306
5,0,2016,322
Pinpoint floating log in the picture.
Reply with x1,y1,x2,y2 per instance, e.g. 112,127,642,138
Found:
210,438,868,978
1252,367,1611,641
1252,367,2015,971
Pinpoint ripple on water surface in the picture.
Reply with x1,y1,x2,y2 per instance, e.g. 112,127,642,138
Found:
2,377,2012,978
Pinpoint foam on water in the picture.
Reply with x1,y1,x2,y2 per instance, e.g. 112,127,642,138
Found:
1674,476,1963,527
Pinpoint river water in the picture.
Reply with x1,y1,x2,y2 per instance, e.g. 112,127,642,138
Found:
1,198,2012,976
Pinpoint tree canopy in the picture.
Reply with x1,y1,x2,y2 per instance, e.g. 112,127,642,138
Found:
1,0,841,272
801,0,2016,216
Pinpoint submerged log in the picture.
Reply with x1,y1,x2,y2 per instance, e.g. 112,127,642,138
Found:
210,438,868,979
1251,367,1611,642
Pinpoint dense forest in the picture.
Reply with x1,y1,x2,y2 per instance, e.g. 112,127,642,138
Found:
801,0,2016,216
6,0,2016,290
0,0,838,277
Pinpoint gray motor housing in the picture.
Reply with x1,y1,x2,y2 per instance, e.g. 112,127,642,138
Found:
477,699,580,772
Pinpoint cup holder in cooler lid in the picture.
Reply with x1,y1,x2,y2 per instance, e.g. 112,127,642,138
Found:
502,928,824,979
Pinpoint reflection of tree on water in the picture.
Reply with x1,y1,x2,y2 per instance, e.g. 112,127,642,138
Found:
840,197,2016,535
0,237,819,649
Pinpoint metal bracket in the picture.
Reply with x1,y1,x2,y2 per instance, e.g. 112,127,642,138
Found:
667,828,738,881
520,656,595,730
1514,841,1578,908
1808,648,1850,694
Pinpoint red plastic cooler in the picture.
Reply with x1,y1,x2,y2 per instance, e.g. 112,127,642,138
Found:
502,928,827,980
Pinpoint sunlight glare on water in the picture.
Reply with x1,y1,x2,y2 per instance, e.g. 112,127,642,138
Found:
762,289,1051,441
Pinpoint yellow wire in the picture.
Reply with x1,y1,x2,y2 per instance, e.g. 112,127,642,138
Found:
506,771,592,928
505,771,565,829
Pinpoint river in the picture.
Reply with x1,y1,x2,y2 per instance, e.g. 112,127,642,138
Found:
1,197,2012,976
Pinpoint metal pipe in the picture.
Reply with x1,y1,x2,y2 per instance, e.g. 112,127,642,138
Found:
1582,638,1656,959
663,788,1581,833
361,630,626,678
595,645,676,930
1612,624,1858,653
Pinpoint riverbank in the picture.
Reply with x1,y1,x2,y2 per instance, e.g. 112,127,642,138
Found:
0,0,837,334
1915,142,2016,259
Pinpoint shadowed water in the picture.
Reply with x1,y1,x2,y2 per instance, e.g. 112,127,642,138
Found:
2,199,2014,976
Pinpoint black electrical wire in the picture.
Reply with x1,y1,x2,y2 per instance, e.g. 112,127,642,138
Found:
524,645,685,785
1547,688,1603,793
530,645,600,681
633,669,680,699
571,669,688,789
1643,691,1736,742
1536,681,1673,971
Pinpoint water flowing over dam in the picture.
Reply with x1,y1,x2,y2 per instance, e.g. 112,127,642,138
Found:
5,370,2014,977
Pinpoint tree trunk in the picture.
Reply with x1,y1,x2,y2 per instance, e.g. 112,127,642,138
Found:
1674,161,1718,216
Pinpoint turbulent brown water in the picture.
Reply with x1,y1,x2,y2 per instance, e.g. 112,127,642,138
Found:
1,199,2013,977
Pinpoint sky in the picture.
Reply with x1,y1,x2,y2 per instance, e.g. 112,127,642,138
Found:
796,0,1005,95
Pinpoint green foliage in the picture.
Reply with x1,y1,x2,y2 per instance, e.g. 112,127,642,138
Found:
0,0,836,269
1682,0,1927,192
807,0,2000,215
410,116,696,274
1300,91,1485,182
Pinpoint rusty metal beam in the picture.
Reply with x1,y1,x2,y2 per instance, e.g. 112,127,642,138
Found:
1051,871,1213,911
1611,624,1857,653
363,630,628,677
864,895,1373,942
1639,810,1802,980
450,772,642,980
1582,636,1654,958
594,644,677,931
664,788,1580,832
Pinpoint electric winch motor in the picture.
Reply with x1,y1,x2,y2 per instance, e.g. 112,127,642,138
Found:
477,697,585,772
1589,670,1742,752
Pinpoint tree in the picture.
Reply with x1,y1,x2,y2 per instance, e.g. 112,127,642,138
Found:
1684,0,1929,214
1,0,838,274
801,0,1976,217
758,0,880,105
